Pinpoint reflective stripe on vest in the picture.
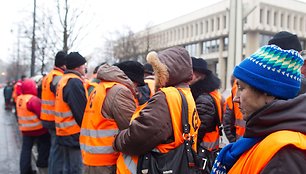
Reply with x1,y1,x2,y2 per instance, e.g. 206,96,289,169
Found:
117,103,147,174
16,94,43,131
54,111,73,118
201,90,223,151
54,73,83,136
41,68,63,122
229,130,306,174
80,81,121,166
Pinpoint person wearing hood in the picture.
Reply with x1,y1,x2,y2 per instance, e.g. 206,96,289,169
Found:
189,57,223,173
80,63,137,174
114,46,201,174
16,78,50,174
54,52,87,174
211,45,306,173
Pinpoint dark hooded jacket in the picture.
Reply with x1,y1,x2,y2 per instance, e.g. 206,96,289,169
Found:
190,74,221,146
244,93,306,173
114,46,193,155
96,64,137,130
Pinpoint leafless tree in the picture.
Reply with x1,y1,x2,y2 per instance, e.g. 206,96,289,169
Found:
56,0,94,53
112,26,141,62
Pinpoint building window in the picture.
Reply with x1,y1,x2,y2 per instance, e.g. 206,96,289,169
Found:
287,15,290,28
216,39,220,52
274,11,278,26
260,9,263,23
217,17,220,30
200,22,204,34
202,40,211,54
260,34,273,46
190,25,193,37
224,37,228,51
294,16,297,30
195,23,198,35
186,43,197,56
186,26,189,37
223,15,227,29
267,10,270,25
243,33,247,48
300,17,303,31
280,13,284,27
206,20,209,33
211,39,216,52
211,19,214,32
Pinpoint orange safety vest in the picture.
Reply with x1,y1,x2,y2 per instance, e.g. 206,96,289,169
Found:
117,87,200,174
116,103,147,174
157,87,200,153
229,130,306,174
80,81,124,166
144,77,155,97
16,94,43,131
200,90,223,151
226,81,245,139
41,68,64,122
54,73,84,136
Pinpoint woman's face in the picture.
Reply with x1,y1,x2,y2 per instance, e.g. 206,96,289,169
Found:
233,79,268,120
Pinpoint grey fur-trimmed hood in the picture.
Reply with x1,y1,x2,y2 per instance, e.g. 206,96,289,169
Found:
146,46,193,89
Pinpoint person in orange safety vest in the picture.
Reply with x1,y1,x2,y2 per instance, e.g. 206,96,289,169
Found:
80,63,141,174
40,50,67,174
189,57,223,173
223,78,246,143
114,47,201,174
211,45,306,173
16,78,50,174
54,52,87,174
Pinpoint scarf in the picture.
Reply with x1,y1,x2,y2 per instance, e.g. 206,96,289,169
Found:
211,137,262,174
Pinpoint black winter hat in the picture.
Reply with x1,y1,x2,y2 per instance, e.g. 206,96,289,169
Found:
268,31,302,52
144,63,154,75
191,57,212,75
114,61,145,86
55,51,67,67
66,52,87,69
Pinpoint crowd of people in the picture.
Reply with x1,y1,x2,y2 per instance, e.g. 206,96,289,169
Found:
2,30,306,174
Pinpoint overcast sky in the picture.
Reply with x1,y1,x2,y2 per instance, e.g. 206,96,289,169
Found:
0,0,224,63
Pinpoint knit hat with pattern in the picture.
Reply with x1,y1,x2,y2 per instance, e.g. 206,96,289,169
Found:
233,45,303,99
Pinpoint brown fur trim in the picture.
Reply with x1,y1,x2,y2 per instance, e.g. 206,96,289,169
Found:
146,51,169,89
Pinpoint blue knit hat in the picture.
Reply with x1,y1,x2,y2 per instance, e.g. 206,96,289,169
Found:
233,45,303,99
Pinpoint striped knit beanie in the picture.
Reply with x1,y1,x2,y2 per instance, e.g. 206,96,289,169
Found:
233,45,303,99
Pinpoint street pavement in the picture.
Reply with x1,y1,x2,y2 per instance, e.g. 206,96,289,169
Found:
0,88,21,174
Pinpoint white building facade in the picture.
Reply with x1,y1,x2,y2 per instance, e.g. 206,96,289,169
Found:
135,0,306,90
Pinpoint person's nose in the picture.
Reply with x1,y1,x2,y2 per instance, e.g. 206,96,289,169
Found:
233,95,240,103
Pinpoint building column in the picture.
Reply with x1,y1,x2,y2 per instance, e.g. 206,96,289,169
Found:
227,0,243,89
217,37,226,91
